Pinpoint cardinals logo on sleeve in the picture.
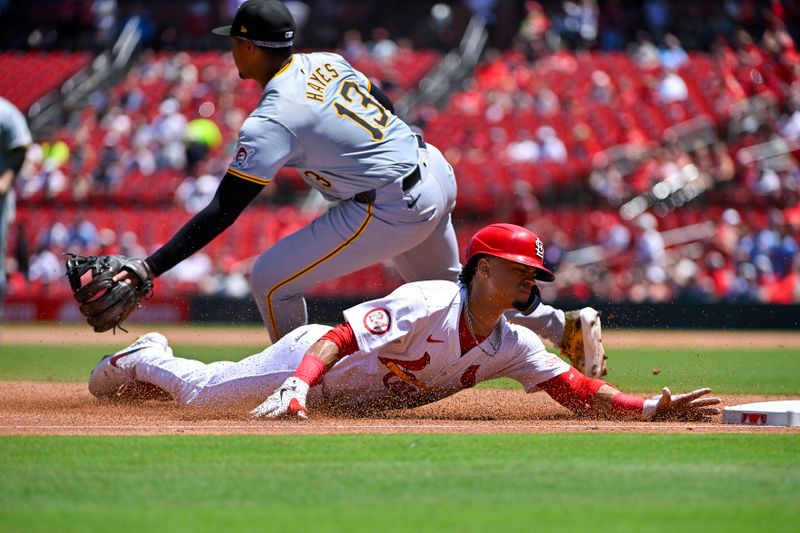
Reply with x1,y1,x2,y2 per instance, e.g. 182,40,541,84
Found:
363,308,391,335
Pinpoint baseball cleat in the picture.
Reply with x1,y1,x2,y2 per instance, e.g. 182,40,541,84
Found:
559,308,607,379
88,332,169,398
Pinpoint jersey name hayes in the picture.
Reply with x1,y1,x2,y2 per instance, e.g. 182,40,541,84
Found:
305,63,340,102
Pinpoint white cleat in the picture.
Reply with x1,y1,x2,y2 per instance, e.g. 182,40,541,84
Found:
88,332,169,398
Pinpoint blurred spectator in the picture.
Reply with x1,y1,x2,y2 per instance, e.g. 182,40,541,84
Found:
183,0,211,41
163,251,212,290
67,211,98,251
558,0,599,49
369,27,399,61
517,1,551,59
633,212,665,267
119,230,147,258
717,208,743,256
176,172,221,214
589,69,615,104
659,33,689,70
506,130,540,163
341,29,368,61
630,31,660,70
5,8,800,307
534,86,560,116
537,126,568,163
509,180,541,227
598,0,625,51
28,245,62,287
643,0,670,42
589,156,627,205
656,69,689,103
91,0,118,49
465,0,498,24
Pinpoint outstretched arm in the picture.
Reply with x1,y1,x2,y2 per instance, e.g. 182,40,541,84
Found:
111,172,264,287
145,172,265,276
539,367,721,421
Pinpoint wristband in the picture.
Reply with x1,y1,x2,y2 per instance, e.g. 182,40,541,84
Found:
609,392,645,416
293,354,327,387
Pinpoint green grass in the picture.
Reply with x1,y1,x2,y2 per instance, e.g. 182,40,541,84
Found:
479,347,800,395
1,434,798,532
0,343,261,383
3,342,797,395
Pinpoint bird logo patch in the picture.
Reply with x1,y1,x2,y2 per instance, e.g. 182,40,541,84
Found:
233,146,254,169
364,308,391,335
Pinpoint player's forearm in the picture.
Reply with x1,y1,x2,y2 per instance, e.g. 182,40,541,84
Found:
0,168,13,195
145,173,263,276
292,323,359,386
145,204,235,276
368,82,395,114
0,149,26,195
292,339,340,387
540,369,656,418
305,338,342,368
593,385,658,417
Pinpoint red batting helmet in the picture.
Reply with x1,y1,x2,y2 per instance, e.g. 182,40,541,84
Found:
466,223,555,281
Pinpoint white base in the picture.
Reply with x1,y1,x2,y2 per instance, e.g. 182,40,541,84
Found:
722,400,800,427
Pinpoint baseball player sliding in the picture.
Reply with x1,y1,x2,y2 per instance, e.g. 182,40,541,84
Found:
107,0,605,377
89,224,720,422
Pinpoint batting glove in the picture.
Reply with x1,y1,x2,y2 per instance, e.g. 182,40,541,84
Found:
645,387,722,421
251,377,310,420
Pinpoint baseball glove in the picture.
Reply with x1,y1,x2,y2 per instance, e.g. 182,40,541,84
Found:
64,253,154,333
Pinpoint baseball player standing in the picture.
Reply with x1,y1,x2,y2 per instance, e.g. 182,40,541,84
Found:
90,224,719,421
112,0,605,377
0,97,32,322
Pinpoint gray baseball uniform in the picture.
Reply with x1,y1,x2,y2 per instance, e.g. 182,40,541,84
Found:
229,52,461,340
0,97,32,298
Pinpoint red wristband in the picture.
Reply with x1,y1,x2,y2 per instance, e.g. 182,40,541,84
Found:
609,392,645,415
293,354,327,387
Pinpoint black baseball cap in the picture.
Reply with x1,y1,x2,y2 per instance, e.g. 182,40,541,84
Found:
212,0,295,48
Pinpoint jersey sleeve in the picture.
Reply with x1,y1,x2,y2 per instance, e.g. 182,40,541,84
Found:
499,327,571,393
343,284,428,354
227,116,295,186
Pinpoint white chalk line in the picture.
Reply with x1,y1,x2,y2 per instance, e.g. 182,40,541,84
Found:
0,423,780,431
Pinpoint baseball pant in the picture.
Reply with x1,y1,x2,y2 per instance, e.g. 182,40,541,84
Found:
507,304,567,346
0,191,14,305
134,324,331,409
250,143,461,341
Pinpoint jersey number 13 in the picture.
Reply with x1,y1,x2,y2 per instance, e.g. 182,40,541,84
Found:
333,80,389,141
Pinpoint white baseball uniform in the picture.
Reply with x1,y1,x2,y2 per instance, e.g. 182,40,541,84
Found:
130,280,571,411
0,97,32,298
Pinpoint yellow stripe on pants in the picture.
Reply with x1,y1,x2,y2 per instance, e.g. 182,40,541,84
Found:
265,203,374,339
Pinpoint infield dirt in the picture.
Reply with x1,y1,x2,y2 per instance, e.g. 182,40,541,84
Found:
1,325,798,435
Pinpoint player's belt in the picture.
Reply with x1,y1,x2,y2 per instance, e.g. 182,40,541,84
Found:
353,135,426,204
